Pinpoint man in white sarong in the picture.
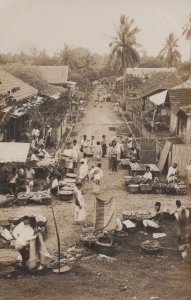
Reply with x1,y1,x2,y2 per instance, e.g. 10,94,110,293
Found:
73,183,86,223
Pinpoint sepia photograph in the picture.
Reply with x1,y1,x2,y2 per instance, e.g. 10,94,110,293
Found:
0,0,191,299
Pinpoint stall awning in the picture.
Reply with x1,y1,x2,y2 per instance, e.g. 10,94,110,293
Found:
0,142,30,163
149,90,168,106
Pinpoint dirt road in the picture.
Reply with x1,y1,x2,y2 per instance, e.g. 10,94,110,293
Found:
0,86,191,300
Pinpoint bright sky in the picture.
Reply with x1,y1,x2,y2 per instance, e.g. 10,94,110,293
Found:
0,0,190,60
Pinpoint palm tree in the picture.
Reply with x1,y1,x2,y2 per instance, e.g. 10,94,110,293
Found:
109,14,140,105
158,33,181,69
182,14,191,61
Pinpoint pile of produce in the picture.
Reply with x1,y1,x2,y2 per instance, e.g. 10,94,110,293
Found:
141,240,161,253
17,190,51,205
152,178,167,194
123,210,153,221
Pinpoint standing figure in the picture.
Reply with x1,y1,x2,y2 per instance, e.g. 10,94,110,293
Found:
25,165,35,195
101,135,107,157
78,159,89,184
90,163,103,195
72,140,80,169
90,136,97,154
109,140,118,171
8,167,18,198
94,141,102,161
32,126,40,143
46,125,52,148
73,183,86,224
174,202,190,244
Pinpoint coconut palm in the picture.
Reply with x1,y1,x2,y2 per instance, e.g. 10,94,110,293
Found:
182,14,191,61
109,14,140,105
158,33,181,69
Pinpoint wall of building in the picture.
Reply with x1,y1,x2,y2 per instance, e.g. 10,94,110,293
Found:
170,112,178,133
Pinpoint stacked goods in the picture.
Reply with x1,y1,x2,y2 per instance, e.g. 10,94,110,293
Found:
17,190,51,206
166,181,187,195
120,159,131,169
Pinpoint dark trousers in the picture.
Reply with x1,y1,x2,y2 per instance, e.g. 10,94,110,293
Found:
111,157,118,171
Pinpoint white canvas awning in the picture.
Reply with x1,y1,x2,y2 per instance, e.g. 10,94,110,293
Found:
149,90,168,106
0,142,30,163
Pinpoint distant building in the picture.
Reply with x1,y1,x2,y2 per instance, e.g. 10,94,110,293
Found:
34,66,68,86
0,68,38,141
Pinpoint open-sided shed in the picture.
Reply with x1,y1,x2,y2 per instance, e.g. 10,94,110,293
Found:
0,142,30,163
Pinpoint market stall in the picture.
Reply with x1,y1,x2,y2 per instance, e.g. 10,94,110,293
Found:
0,142,30,193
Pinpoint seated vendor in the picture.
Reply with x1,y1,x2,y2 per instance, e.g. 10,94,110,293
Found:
143,202,163,231
167,163,178,183
38,145,49,159
31,150,39,161
13,216,52,271
143,166,153,183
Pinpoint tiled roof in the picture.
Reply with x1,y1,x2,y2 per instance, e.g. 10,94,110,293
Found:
0,68,38,102
126,67,176,78
35,66,68,84
133,72,182,98
168,78,191,114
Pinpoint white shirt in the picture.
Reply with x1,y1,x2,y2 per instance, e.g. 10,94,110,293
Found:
167,166,177,179
79,163,88,179
90,167,103,180
143,171,152,181
32,128,40,137
52,178,59,189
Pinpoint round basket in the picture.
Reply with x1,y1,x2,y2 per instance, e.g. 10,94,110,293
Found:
178,185,187,195
128,184,140,194
140,184,152,193
124,176,133,185
141,240,161,254
92,236,118,255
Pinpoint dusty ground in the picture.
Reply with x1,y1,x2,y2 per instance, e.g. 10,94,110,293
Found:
0,86,191,300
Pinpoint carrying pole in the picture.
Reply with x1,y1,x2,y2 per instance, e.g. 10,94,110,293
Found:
51,206,61,273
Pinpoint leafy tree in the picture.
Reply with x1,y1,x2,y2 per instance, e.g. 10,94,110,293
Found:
182,14,191,61
158,33,181,69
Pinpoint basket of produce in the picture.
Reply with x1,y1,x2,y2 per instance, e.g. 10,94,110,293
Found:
141,240,161,254
128,184,140,194
114,231,129,241
58,190,73,201
124,176,133,185
92,236,118,255
177,184,187,195
140,184,152,194
153,179,167,194
0,196,14,208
